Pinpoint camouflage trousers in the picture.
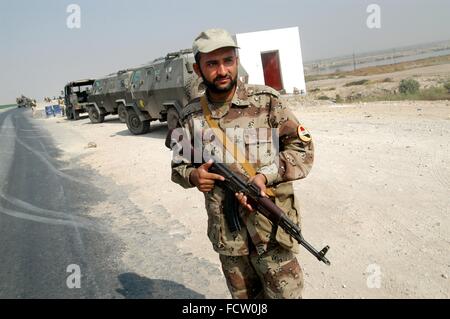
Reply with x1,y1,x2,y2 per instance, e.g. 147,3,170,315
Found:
219,242,304,299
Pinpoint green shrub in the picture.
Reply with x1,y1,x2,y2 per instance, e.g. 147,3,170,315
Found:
344,85,449,103
317,95,330,100
399,79,420,94
444,81,450,92
416,86,448,100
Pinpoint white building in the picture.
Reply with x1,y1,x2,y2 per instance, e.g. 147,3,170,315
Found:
236,27,306,94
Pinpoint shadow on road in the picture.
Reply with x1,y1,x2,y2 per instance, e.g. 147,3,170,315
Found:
116,272,205,299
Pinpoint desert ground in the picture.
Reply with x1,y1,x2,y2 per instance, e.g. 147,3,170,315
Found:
27,94,450,298
306,57,450,102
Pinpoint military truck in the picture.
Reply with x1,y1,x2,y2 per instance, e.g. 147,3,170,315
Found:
64,79,95,120
86,69,134,123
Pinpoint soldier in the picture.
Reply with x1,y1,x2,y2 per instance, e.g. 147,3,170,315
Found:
31,99,37,117
58,97,65,116
170,29,314,299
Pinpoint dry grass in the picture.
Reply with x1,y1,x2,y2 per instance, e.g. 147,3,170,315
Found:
349,86,450,103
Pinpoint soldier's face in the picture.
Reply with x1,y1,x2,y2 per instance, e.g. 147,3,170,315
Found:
194,47,239,94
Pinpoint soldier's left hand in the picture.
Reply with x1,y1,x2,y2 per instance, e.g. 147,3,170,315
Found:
235,174,267,212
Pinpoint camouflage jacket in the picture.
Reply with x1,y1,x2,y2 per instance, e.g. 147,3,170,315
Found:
171,81,314,256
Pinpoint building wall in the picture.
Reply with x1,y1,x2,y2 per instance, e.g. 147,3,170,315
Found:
236,27,306,94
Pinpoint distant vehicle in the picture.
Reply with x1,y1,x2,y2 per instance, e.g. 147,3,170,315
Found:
16,95,33,108
64,79,95,120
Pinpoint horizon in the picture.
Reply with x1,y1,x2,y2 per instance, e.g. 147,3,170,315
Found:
303,38,450,64
1,0,450,104
2,36,449,106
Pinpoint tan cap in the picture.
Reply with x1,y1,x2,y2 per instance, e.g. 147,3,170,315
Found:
192,28,239,56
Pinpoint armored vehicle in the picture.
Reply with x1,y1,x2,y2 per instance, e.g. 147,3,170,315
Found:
124,50,201,135
125,49,248,135
64,79,95,120
87,69,134,123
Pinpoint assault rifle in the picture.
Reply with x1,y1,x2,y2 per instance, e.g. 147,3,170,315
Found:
212,161,331,266
166,129,331,265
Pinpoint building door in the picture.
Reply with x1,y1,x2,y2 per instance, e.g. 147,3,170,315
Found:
261,51,283,91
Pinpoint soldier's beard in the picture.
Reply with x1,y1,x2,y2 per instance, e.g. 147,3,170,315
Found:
200,73,237,94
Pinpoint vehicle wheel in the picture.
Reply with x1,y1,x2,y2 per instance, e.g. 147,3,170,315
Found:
117,104,127,123
167,107,180,131
66,107,73,120
126,108,150,135
88,107,104,123
73,108,80,121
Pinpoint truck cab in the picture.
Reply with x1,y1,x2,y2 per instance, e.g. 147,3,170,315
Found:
64,79,95,120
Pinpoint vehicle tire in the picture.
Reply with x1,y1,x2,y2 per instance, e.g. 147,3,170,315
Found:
73,108,80,121
117,104,127,123
167,107,180,131
126,108,150,135
88,107,104,124
66,107,73,120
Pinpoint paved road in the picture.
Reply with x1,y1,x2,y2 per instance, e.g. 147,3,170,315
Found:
0,108,125,298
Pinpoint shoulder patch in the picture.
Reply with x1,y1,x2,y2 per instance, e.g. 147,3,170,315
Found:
247,85,280,98
297,124,312,143
181,99,202,120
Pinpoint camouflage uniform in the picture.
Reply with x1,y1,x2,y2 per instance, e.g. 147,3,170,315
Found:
171,81,314,299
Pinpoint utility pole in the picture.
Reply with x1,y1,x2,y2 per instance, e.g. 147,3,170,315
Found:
353,52,356,72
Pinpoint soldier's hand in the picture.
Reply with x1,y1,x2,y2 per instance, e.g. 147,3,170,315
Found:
189,160,225,193
235,174,268,212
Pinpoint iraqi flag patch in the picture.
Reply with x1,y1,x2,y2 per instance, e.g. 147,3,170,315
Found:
297,124,312,143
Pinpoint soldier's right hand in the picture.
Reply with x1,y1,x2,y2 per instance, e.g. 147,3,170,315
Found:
189,160,225,193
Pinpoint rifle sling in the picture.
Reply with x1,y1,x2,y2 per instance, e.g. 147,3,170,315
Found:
200,96,275,198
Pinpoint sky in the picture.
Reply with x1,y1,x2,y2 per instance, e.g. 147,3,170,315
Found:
1,0,449,104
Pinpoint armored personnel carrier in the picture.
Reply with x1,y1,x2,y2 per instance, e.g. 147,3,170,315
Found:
125,49,248,135
123,49,200,134
87,69,134,123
